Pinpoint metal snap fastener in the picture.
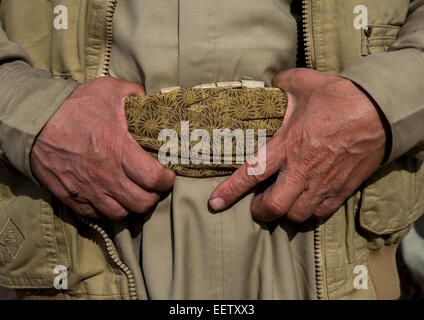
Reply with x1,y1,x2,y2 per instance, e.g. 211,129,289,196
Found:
364,25,372,37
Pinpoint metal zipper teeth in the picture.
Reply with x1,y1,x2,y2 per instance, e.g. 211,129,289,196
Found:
75,214,138,300
302,0,323,299
301,0,314,69
101,0,118,76
313,222,324,300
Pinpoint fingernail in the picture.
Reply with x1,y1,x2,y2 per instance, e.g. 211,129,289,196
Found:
209,197,225,211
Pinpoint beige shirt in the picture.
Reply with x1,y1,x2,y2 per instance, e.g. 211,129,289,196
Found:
109,0,297,94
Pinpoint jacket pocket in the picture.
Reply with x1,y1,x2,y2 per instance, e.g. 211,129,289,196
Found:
0,161,70,288
358,157,423,242
361,25,401,56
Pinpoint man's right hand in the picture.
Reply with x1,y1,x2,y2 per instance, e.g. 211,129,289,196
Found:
30,77,175,220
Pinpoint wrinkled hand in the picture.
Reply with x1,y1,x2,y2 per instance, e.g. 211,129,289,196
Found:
30,77,175,220
209,68,387,223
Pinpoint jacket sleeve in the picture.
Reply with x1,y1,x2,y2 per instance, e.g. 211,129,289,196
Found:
0,19,78,181
340,0,424,163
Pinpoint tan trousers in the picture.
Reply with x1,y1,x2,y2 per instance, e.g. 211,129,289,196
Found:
113,176,317,300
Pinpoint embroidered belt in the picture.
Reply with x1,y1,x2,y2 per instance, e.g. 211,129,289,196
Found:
125,83,287,177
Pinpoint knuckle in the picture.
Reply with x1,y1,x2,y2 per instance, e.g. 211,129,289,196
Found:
74,204,97,218
224,164,270,198
143,167,163,189
245,167,267,185
286,210,308,223
313,210,328,220
263,195,285,217
313,186,329,199
97,195,129,220
245,173,262,186
138,194,159,213
315,199,341,218
110,207,129,221
285,170,305,185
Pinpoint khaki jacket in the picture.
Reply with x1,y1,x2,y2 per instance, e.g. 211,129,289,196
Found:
0,0,424,299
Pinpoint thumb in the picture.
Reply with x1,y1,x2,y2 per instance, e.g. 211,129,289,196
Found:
116,77,146,98
272,68,302,94
272,68,326,95
125,83,145,97
116,81,146,130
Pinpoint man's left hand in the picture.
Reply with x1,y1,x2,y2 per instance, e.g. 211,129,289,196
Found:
209,68,388,223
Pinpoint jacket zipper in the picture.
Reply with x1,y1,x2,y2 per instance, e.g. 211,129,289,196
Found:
75,214,138,300
301,0,315,69
96,0,138,300
301,0,324,300
101,0,118,76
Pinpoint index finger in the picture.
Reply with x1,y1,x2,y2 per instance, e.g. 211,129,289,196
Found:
208,136,286,211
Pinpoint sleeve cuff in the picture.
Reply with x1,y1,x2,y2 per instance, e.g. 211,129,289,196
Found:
340,49,424,163
0,60,79,182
